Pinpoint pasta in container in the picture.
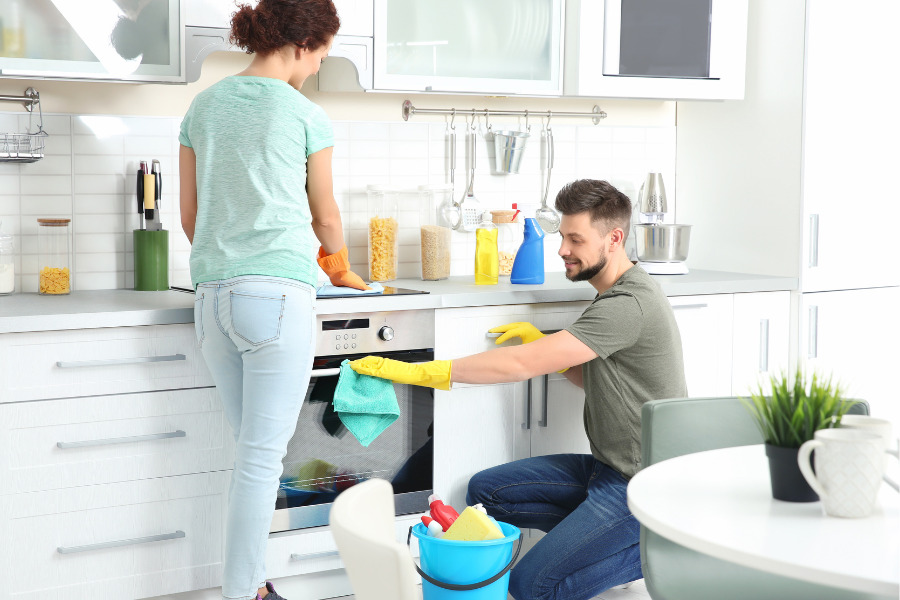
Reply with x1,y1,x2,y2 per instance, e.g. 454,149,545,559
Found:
37,218,71,295
366,185,400,282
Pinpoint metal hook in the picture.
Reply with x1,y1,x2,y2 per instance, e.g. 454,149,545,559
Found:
546,110,552,131
484,108,492,133
468,110,477,130
524,109,531,132
449,108,456,130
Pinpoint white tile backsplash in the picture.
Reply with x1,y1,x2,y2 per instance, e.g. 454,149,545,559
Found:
0,111,676,292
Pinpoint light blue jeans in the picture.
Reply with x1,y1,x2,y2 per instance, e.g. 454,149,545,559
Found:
467,454,642,600
194,276,316,600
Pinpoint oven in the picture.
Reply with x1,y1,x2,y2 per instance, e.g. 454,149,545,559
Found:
270,308,435,533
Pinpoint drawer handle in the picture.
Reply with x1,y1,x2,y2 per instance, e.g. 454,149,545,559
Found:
56,354,187,368
671,303,709,310
484,328,560,338
290,550,340,560
58,530,185,554
57,430,186,449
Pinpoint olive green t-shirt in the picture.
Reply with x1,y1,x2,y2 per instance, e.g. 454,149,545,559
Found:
565,266,687,479
179,76,333,288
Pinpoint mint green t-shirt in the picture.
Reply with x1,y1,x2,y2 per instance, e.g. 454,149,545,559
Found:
179,76,333,288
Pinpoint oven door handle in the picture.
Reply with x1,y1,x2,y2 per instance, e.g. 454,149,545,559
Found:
311,361,432,379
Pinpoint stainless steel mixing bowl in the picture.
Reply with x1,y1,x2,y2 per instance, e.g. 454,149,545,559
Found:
633,224,692,262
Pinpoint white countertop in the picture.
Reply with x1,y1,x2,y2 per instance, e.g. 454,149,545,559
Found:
627,444,899,597
0,269,797,334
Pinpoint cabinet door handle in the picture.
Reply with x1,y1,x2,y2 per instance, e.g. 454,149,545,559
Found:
290,550,341,560
538,374,549,428
809,214,819,268
58,530,185,554
759,319,769,373
808,306,818,359
671,303,708,311
57,430,186,449
56,354,186,368
522,377,532,430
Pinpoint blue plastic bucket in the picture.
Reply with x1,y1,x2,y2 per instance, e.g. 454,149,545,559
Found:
408,521,522,600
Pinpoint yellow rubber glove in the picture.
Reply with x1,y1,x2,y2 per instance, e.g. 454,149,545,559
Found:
489,321,569,373
489,322,546,345
349,356,452,391
317,246,371,291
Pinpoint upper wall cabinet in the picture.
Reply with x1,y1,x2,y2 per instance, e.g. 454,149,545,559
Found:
565,0,749,100
0,0,184,83
371,0,564,95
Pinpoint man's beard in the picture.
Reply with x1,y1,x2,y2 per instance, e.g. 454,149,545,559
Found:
566,253,607,282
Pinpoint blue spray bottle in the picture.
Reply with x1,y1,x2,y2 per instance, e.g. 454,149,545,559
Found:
510,218,545,284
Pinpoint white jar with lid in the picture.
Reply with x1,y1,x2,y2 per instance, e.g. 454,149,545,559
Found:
0,224,15,295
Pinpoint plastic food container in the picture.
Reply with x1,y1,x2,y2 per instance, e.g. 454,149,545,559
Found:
418,184,453,281
366,185,400,282
37,218,72,295
0,226,15,295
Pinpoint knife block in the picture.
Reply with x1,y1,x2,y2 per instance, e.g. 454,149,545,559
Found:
134,229,169,291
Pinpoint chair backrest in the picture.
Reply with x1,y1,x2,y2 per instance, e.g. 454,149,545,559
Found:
638,396,871,600
641,396,870,467
329,478,421,600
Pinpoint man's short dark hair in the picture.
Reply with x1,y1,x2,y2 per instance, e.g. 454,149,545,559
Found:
554,179,633,241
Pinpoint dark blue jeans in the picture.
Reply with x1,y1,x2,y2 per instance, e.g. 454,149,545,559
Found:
466,454,642,600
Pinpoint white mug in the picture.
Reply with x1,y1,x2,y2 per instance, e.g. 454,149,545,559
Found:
798,429,899,518
840,415,899,484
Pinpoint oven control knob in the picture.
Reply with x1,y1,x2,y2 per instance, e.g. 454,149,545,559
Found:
378,326,394,342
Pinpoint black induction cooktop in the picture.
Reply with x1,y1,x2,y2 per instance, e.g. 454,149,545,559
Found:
317,285,430,299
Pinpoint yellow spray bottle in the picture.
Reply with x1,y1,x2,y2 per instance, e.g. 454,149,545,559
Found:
474,211,499,285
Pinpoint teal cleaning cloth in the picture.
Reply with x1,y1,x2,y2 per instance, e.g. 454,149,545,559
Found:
316,281,384,297
333,359,399,447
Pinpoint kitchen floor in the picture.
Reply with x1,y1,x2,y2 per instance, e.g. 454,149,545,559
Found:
333,579,651,599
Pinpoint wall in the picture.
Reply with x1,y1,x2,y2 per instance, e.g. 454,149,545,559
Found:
0,52,676,292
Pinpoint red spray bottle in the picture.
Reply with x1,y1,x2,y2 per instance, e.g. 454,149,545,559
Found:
427,494,459,531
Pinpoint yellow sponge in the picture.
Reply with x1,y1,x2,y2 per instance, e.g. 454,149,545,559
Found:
442,507,504,541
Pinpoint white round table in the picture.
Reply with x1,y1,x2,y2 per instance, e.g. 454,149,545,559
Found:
627,444,899,597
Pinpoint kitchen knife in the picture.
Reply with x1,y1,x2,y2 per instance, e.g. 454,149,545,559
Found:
136,165,145,230
150,159,162,231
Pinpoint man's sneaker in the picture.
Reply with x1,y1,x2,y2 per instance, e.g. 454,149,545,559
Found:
257,582,287,600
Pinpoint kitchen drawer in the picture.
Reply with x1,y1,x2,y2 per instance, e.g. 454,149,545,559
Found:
0,470,228,600
0,324,214,403
265,514,421,579
0,388,234,495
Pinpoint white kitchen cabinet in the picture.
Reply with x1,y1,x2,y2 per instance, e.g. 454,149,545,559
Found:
799,2,900,291
800,287,900,430
373,0,564,95
0,387,231,496
0,323,213,403
731,291,790,397
0,471,228,600
567,0,749,100
669,294,734,398
0,0,184,82
433,301,589,509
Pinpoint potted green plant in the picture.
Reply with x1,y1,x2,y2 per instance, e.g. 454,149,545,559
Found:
742,368,857,502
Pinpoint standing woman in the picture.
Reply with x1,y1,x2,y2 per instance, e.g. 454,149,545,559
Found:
179,2,367,599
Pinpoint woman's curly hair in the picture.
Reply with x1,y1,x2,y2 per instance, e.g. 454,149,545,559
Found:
230,0,340,55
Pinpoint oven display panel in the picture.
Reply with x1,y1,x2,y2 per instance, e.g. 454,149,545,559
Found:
322,319,370,331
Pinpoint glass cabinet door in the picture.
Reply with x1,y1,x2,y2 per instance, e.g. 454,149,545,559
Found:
374,0,563,95
0,0,183,82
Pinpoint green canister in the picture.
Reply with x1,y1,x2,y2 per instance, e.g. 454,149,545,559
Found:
133,229,169,291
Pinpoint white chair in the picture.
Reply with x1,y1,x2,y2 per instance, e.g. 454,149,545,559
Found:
329,478,422,600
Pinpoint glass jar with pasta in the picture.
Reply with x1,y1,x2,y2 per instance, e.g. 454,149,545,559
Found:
37,218,72,295
366,185,400,282
492,206,523,279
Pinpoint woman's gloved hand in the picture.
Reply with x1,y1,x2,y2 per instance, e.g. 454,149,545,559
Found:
349,356,452,391
489,321,569,373
489,322,546,345
317,246,370,290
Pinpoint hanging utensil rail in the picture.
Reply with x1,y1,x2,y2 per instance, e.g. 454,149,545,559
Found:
0,87,47,163
402,100,606,125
